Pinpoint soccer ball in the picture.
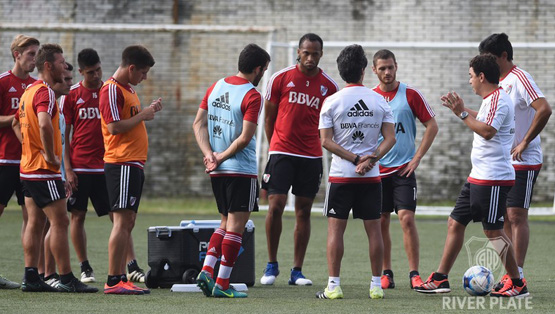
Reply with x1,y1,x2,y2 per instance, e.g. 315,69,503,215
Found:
462,265,494,296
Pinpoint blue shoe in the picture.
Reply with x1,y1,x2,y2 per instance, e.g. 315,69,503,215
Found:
289,269,312,286
260,263,279,285
196,271,215,297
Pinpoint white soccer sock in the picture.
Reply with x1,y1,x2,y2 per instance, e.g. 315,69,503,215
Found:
518,266,524,279
328,277,340,290
203,255,218,270
371,276,381,289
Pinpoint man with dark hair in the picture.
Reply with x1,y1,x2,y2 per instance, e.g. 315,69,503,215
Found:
371,49,438,290
261,33,338,286
417,54,528,298
14,44,97,293
193,43,270,298
99,45,162,295
0,34,39,289
479,33,552,291
63,48,146,284
42,62,74,289
316,44,395,299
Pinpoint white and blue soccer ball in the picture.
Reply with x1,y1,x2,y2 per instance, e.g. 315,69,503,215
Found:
462,265,494,296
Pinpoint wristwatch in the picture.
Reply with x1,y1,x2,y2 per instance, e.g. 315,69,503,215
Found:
459,111,469,120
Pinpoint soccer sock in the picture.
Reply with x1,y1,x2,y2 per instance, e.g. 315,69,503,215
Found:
107,274,123,286
127,259,139,272
215,231,242,290
292,267,302,272
371,276,381,289
409,270,419,278
432,272,448,280
60,272,75,285
328,277,340,290
383,269,394,277
25,267,40,282
44,273,58,281
512,278,523,286
39,272,45,281
202,228,226,277
518,266,524,279
80,260,92,272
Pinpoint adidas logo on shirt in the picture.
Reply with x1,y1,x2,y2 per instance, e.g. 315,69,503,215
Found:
8,86,17,93
347,99,374,117
287,81,295,88
76,98,85,104
212,92,230,111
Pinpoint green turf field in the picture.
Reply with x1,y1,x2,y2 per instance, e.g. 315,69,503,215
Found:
0,198,553,313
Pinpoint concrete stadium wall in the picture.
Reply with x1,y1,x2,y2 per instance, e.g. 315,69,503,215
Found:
1,0,554,204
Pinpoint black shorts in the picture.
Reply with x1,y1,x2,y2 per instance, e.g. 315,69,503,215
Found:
507,169,540,209
22,179,66,208
323,182,382,220
104,164,144,213
381,172,417,213
261,154,322,198
0,166,24,206
450,182,510,230
211,176,259,215
67,173,110,216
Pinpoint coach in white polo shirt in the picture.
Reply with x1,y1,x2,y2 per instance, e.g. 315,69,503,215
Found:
417,54,528,298
316,44,396,300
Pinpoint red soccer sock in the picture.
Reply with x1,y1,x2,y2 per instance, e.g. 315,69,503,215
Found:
201,228,226,277
215,231,242,290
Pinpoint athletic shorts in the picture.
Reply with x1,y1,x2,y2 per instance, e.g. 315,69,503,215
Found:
507,169,540,209
323,182,382,220
22,179,65,208
261,154,322,198
381,172,417,213
104,163,144,213
67,173,110,216
211,176,259,215
0,166,24,206
450,182,510,230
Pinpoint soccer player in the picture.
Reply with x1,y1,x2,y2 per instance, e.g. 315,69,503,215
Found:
417,54,529,297
43,62,75,289
316,44,396,300
15,44,97,293
261,33,338,286
193,43,270,298
63,48,146,284
371,49,438,289
479,33,552,290
0,34,39,289
99,45,162,295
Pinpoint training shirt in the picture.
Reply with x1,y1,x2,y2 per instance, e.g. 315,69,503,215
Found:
61,81,104,173
200,76,262,177
468,88,515,186
265,64,338,158
99,77,148,168
373,83,435,177
17,80,62,180
0,71,36,165
319,85,394,183
499,66,545,170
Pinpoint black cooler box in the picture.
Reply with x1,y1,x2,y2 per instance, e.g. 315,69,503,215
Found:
146,220,255,288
